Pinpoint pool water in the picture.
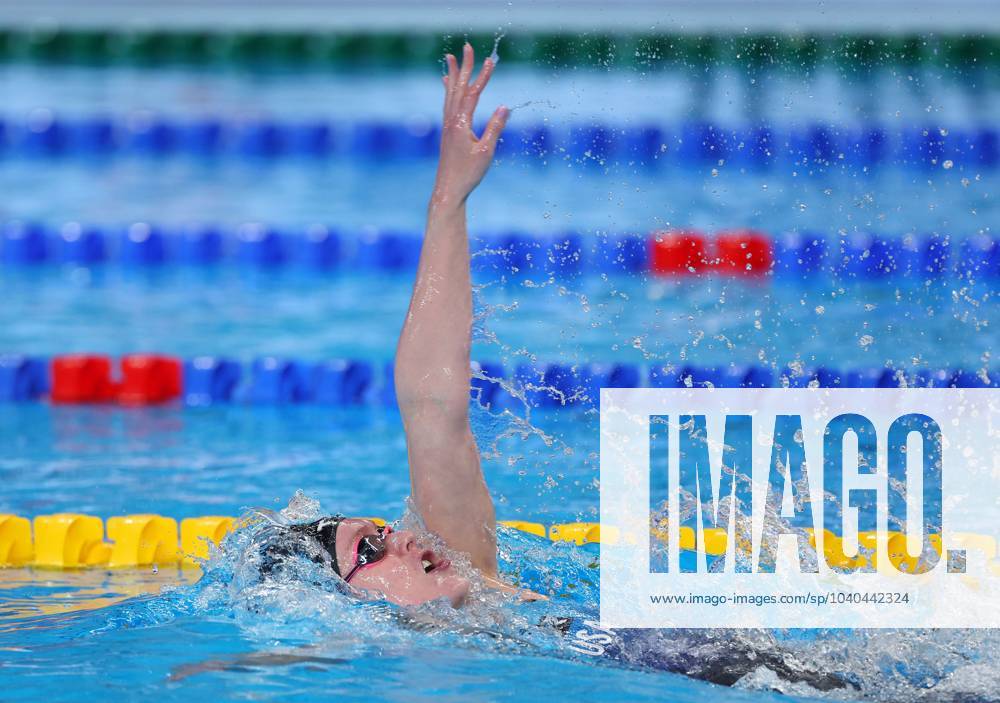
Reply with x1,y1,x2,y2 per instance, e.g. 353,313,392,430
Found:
0,404,594,521
0,267,994,374
1,35,998,703
2,61,997,126
1,401,996,703
2,481,995,703
0,158,995,240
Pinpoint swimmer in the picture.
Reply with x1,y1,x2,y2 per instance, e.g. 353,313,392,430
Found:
264,41,535,608
258,43,854,693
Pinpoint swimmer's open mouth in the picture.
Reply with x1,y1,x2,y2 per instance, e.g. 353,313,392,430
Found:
421,551,449,574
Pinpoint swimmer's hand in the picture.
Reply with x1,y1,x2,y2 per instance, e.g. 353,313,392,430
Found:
433,42,509,208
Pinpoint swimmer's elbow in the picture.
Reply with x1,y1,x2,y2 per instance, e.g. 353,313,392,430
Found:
396,390,470,434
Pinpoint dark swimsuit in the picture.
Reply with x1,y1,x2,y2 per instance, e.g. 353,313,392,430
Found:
546,616,856,691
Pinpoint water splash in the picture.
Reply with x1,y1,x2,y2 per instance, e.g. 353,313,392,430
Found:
489,29,506,65
509,99,559,112
173,495,600,656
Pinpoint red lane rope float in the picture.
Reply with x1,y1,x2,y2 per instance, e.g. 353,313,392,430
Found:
119,355,182,406
51,355,116,403
649,230,709,275
51,354,181,405
650,229,773,277
715,229,773,277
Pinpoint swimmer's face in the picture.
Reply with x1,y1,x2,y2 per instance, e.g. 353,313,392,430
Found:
334,519,471,608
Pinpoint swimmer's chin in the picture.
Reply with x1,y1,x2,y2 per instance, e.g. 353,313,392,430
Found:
356,575,471,609
433,573,472,608
451,578,472,607
351,572,540,609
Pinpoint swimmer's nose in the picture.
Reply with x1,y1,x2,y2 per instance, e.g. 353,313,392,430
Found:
384,529,417,555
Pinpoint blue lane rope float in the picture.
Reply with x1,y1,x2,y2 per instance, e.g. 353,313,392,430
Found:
0,114,997,169
2,222,999,284
0,354,996,407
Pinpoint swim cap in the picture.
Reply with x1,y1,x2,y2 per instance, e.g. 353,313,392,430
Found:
293,516,344,575
260,515,345,576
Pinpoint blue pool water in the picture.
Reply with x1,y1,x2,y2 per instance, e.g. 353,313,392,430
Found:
1,62,997,126
1,42,998,703
0,268,994,372
0,159,995,237
0,405,595,521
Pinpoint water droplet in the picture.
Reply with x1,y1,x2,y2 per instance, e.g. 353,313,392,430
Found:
489,29,506,64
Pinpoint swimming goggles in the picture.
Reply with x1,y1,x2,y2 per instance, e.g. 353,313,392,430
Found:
343,524,391,583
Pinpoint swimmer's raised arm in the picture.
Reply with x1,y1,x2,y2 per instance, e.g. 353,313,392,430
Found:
394,43,508,577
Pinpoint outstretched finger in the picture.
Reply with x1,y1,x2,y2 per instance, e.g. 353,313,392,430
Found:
457,42,474,89
443,53,460,115
460,57,495,120
480,105,510,151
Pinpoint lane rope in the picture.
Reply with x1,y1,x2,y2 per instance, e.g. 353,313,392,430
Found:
0,114,996,170
3,223,998,285
0,354,996,406
2,513,993,574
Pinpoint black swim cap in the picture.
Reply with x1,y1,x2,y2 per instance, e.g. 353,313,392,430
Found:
260,515,345,577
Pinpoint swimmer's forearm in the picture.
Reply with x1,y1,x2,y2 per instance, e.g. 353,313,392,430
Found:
395,43,505,413
394,197,473,415
395,185,499,575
